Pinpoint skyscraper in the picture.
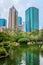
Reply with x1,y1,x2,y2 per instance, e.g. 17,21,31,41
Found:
18,17,22,25
0,19,7,32
0,19,7,27
25,7,39,32
18,17,24,31
9,6,18,32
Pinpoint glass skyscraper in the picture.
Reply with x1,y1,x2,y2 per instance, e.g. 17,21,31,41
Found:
0,19,7,27
18,17,22,25
25,7,39,32
18,17,23,31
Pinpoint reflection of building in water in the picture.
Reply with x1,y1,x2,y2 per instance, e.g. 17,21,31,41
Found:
25,52,31,65
17,51,39,65
18,53,26,65
25,51,39,65
20,59,26,65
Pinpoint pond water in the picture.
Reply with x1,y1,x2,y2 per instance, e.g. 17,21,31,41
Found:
0,46,43,65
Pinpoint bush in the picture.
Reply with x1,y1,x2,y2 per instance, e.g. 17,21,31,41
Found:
15,36,25,42
0,43,4,47
0,42,9,48
3,42,9,46
0,32,9,42
4,45,10,52
0,48,6,56
9,36,15,42
18,38,29,45
10,42,16,47
3,42,10,52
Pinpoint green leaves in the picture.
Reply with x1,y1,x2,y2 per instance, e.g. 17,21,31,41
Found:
18,38,29,44
0,48,6,56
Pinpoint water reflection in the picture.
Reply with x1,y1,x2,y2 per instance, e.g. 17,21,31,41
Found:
0,47,43,65
25,51,39,65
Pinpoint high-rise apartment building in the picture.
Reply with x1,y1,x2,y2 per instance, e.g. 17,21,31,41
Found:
9,6,18,32
0,19,7,27
18,17,22,25
0,19,7,32
25,7,39,32
18,16,24,31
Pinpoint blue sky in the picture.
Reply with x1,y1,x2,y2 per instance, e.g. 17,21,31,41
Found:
0,0,43,29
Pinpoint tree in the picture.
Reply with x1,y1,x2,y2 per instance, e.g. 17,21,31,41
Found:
18,38,29,45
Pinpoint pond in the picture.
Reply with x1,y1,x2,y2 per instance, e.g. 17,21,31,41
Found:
0,46,43,65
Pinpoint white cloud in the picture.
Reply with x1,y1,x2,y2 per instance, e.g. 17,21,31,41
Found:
26,0,39,9
12,0,20,4
26,3,33,9
0,0,3,4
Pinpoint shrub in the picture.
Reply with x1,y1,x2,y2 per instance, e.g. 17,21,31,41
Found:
18,38,29,45
0,42,9,47
0,48,6,56
3,42,9,46
0,32,9,42
9,36,15,42
0,43,4,47
3,42,10,52
4,45,10,52
15,36,25,42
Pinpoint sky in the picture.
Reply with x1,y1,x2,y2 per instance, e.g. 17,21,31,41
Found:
0,0,43,29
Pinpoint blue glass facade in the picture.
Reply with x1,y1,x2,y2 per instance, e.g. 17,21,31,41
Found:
0,19,7,27
18,17,22,25
25,7,39,32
